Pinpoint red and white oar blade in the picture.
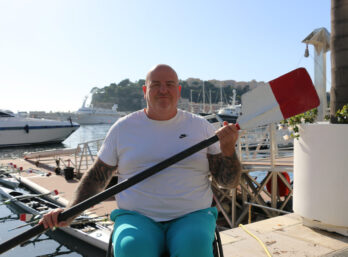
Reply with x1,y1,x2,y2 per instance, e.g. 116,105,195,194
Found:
237,68,319,129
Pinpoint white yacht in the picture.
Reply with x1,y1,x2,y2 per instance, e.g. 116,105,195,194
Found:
73,94,123,125
216,89,242,123
0,110,79,147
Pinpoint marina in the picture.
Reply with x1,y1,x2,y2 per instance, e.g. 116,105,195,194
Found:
0,63,346,256
1,2,347,255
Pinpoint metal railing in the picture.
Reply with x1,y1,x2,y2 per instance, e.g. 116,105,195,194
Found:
74,139,104,178
203,114,294,228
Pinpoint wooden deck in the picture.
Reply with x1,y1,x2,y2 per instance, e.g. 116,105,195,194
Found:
220,213,348,257
0,158,117,216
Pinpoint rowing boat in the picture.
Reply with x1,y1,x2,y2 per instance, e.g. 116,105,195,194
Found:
0,186,112,251
0,173,20,189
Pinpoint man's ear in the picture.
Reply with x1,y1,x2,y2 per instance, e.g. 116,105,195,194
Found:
142,85,147,95
178,85,182,97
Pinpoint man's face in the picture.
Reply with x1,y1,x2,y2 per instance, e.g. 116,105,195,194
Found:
143,66,181,117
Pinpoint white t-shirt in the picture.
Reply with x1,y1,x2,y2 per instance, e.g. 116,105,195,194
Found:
98,109,221,221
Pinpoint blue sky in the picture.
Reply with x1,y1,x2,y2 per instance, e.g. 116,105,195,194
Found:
0,0,331,112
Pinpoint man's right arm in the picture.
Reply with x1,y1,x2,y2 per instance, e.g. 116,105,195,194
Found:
69,158,117,207
40,158,117,229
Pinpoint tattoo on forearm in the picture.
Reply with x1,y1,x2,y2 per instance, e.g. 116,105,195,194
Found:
69,159,117,207
208,152,242,188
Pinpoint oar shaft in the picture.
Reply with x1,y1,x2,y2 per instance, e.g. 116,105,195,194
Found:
0,135,219,254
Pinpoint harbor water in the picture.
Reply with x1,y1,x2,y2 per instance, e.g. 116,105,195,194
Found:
0,124,112,160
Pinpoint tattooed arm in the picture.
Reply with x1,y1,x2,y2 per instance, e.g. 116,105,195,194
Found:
208,121,242,188
40,158,117,229
69,158,117,207
208,152,241,188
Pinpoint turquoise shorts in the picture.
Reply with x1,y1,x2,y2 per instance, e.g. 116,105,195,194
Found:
110,207,218,257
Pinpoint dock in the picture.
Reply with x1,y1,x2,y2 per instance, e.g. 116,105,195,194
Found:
220,213,348,257
1,155,348,256
0,157,117,217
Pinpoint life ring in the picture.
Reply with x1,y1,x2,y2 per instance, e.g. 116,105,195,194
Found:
266,172,291,197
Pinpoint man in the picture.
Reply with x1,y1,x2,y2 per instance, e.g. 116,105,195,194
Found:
41,64,241,257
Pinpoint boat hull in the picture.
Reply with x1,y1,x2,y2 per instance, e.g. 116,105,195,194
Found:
74,113,120,125
0,126,78,147
0,186,111,251
0,176,19,189
216,114,238,124
0,116,79,147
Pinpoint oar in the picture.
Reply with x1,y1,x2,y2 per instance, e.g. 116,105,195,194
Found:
0,214,21,223
237,67,319,129
9,214,109,231
0,67,319,254
8,218,40,231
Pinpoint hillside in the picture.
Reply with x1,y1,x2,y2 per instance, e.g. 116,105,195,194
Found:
91,78,267,112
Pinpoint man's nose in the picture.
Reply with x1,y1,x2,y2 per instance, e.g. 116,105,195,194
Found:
159,84,168,93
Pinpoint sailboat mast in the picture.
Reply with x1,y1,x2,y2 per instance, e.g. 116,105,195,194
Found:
190,89,194,113
202,80,205,113
209,90,213,113
220,83,223,108
232,89,236,106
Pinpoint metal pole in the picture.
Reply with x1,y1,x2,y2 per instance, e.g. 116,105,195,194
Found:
269,123,278,210
244,202,291,215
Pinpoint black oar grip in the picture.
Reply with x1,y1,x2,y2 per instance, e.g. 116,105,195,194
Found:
0,135,219,254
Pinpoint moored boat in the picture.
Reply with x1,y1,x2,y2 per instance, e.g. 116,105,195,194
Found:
216,89,242,124
74,103,122,125
216,104,241,123
72,91,124,125
0,173,19,189
0,186,111,251
0,110,80,147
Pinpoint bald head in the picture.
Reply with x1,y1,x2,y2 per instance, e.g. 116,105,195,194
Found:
145,64,178,87
142,64,181,120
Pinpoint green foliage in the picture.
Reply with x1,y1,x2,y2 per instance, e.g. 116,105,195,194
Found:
282,104,348,140
90,78,252,112
335,104,348,124
281,108,318,139
91,81,144,111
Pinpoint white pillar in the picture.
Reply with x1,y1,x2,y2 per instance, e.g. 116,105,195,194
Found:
302,28,330,121
314,47,327,121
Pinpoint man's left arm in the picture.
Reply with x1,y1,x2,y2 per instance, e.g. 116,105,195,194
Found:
208,122,242,188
